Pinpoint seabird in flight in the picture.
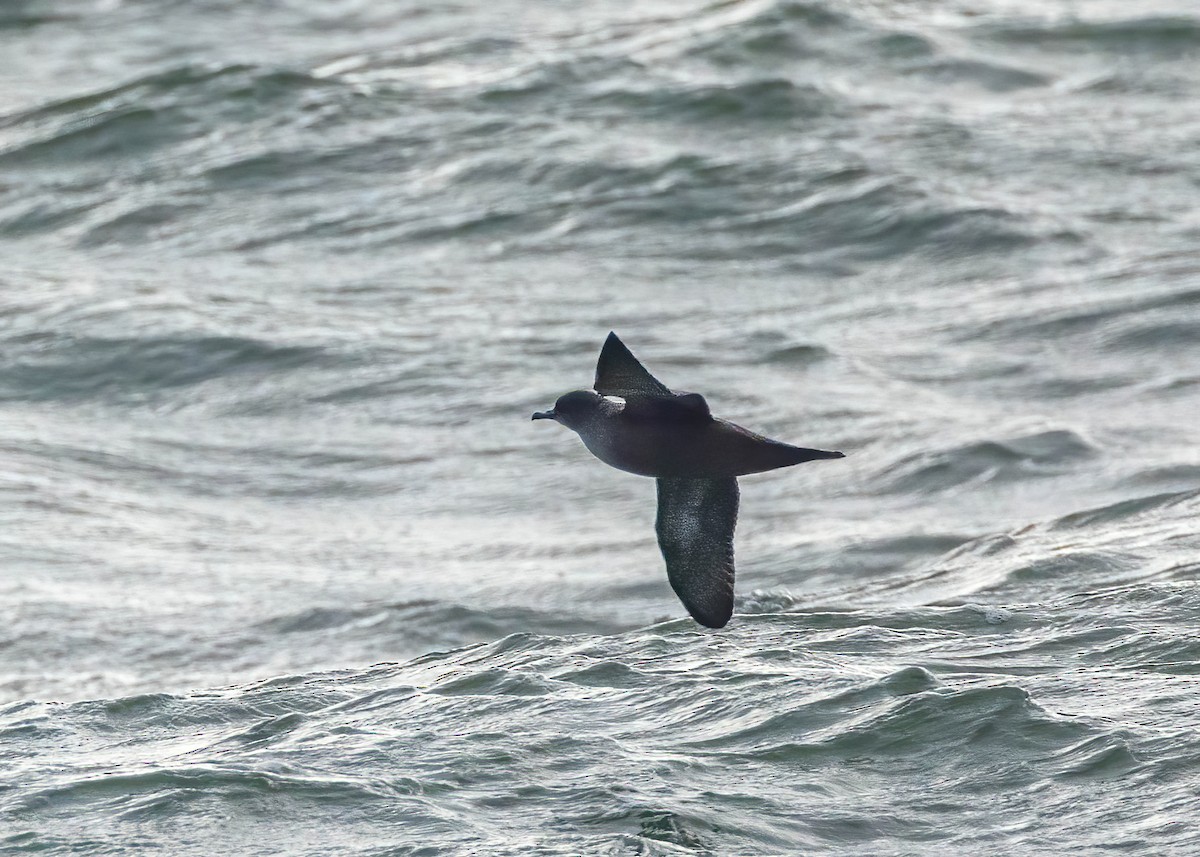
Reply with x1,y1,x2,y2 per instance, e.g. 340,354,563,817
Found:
532,332,843,628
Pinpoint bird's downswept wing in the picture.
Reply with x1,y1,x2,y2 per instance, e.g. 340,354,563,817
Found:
655,476,739,628
594,331,672,399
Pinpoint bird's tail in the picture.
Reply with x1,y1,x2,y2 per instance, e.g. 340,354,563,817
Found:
746,440,844,473
788,446,845,462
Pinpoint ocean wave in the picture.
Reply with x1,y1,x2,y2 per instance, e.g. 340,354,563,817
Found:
404,151,1037,261
1048,488,1197,531
0,63,363,246
14,764,406,817
588,77,837,123
732,684,1088,765
903,57,1050,92
2,0,1200,852
879,429,1097,494
0,333,334,402
258,600,623,644
955,283,1200,347
0,64,327,168
683,0,1054,98
1,21,1047,261
884,488,1200,604
5,609,1200,853
980,15,1200,54
682,0,859,65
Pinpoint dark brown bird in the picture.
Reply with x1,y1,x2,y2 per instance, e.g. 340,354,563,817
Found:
532,332,843,628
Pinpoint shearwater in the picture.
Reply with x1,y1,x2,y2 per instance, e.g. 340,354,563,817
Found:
533,332,844,628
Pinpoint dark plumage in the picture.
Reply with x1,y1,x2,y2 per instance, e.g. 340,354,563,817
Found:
532,332,843,628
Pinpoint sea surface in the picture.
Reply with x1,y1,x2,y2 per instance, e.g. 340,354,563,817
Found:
2,0,1200,853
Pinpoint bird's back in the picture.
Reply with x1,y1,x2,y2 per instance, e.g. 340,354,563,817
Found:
588,412,840,478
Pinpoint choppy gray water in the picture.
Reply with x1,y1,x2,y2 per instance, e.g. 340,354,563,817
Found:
3,0,1200,853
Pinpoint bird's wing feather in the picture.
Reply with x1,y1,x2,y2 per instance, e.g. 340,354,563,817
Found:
622,391,712,424
655,476,738,628
594,331,672,398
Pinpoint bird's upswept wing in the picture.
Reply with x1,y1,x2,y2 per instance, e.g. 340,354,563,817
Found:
655,476,739,628
594,331,672,399
596,332,713,424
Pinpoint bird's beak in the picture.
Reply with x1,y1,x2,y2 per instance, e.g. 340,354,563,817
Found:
531,410,556,421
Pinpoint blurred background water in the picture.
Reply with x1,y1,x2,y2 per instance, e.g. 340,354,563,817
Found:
2,0,1200,853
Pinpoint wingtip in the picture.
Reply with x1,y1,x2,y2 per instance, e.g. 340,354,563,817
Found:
598,331,623,361
694,611,732,629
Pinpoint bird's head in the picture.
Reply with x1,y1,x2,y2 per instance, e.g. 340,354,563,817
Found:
531,389,613,430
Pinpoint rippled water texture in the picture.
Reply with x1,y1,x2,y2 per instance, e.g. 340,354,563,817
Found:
2,0,1199,853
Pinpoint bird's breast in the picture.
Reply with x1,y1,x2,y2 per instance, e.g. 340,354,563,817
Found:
577,420,723,477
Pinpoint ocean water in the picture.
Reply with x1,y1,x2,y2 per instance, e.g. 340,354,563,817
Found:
2,0,1200,852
